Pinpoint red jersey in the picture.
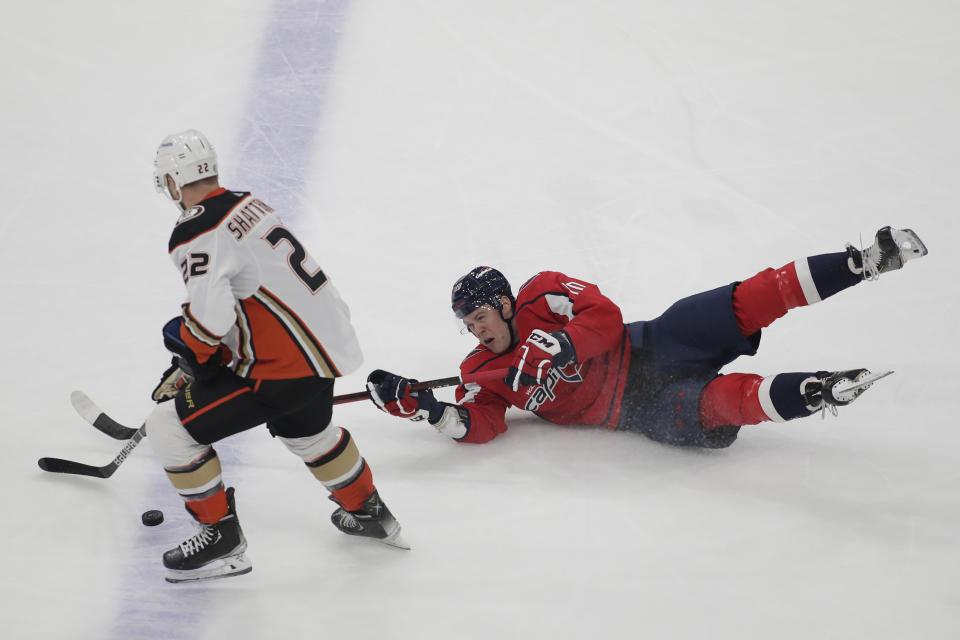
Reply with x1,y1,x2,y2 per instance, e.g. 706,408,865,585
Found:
454,272,632,443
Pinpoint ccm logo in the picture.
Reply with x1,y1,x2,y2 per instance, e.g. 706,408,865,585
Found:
529,333,556,349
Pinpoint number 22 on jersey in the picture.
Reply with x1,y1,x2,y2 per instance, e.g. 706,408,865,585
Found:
180,227,327,292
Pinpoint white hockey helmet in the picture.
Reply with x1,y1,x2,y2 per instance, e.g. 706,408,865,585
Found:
153,129,218,202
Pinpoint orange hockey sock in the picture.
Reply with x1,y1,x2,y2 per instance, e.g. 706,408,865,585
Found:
330,463,374,512
186,488,230,524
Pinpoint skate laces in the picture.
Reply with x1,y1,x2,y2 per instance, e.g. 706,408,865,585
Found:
804,377,840,419
859,233,882,281
817,402,839,420
179,524,217,557
336,510,363,530
864,262,881,282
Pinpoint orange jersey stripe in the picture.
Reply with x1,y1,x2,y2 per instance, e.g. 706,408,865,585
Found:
181,388,251,426
235,296,318,379
257,287,340,376
233,288,342,379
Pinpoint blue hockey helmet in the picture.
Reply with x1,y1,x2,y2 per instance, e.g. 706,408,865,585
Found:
451,266,514,319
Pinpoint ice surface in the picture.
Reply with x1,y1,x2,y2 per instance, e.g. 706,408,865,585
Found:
3,1,959,638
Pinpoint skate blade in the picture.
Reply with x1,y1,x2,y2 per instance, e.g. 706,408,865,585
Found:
378,530,411,550
854,369,893,389
833,370,893,398
164,554,253,583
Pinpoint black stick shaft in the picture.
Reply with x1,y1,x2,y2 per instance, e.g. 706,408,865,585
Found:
331,376,462,405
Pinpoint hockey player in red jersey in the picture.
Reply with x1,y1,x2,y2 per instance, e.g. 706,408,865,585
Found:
366,228,927,447
145,130,406,583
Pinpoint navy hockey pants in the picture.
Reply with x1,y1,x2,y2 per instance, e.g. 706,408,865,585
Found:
618,282,760,448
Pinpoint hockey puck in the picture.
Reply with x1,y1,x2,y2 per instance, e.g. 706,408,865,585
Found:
141,510,164,527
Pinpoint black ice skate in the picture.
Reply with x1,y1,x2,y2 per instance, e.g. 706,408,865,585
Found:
330,490,410,550
802,369,893,417
163,487,252,583
847,226,928,281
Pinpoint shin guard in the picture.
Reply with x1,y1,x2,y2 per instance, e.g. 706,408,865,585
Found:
147,402,228,523
280,427,375,511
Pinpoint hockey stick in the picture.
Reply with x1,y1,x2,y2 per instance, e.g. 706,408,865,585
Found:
333,371,476,404
38,424,146,479
38,391,148,477
38,370,504,478
70,370,502,438
69,390,140,439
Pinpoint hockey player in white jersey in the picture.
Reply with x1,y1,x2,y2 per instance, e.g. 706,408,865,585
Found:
145,129,406,583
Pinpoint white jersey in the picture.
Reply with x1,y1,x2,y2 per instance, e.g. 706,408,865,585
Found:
168,189,362,379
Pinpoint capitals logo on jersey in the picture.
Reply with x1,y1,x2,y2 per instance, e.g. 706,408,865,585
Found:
524,363,584,412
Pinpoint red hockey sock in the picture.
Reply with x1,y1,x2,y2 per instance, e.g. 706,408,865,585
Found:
732,262,810,336
330,462,375,512
733,252,862,336
186,488,229,524
699,374,771,429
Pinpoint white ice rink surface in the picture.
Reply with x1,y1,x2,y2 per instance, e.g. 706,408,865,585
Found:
4,1,960,638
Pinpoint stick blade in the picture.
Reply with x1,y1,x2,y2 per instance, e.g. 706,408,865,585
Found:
69,390,139,440
38,457,109,478
69,390,100,423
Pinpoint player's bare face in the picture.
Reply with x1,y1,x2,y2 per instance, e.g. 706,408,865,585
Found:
463,305,512,354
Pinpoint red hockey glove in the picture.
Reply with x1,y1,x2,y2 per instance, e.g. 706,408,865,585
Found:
366,369,445,422
504,329,577,392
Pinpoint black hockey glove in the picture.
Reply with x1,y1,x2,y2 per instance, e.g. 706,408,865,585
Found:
161,317,225,382
504,329,576,392
366,369,445,423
